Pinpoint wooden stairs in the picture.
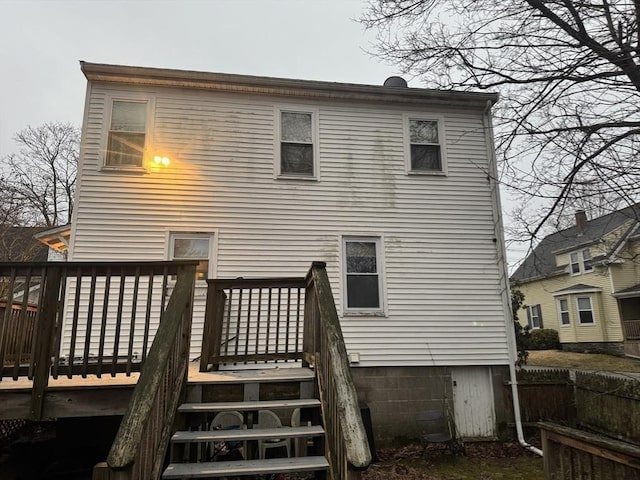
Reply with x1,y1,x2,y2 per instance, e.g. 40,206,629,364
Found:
162,366,329,479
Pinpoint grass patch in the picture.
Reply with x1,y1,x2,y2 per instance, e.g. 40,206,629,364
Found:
528,350,640,373
363,443,543,480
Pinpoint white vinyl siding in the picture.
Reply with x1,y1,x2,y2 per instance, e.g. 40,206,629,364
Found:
69,82,508,367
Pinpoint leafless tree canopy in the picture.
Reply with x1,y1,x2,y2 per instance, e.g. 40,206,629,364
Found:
362,1,640,240
1,122,79,227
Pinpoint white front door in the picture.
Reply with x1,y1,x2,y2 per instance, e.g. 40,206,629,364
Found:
451,366,496,440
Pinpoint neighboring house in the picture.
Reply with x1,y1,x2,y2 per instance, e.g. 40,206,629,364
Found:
68,62,515,442
511,207,640,357
0,226,49,263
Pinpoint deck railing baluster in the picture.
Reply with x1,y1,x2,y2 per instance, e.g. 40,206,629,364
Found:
51,270,67,379
67,270,83,378
82,268,98,378
0,267,17,370
234,288,243,358
142,273,154,363
111,269,126,376
244,289,252,360
126,267,141,375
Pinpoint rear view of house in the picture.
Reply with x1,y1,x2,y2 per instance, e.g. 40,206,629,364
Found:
511,206,640,357
67,62,514,443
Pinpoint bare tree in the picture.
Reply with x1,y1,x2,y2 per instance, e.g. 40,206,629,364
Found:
362,1,640,243
2,122,79,227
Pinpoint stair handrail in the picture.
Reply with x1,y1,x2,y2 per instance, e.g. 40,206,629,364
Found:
305,261,372,479
94,263,196,480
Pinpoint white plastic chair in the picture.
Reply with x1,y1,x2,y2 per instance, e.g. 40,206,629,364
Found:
257,410,291,459
210,411,245,459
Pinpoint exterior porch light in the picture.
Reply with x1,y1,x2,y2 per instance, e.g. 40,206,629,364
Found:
153,155,171,166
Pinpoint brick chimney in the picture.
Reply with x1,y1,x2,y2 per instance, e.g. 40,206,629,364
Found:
575,209,587,235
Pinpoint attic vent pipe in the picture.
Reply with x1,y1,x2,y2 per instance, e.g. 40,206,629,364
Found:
383,76,408,88
575,210,587,235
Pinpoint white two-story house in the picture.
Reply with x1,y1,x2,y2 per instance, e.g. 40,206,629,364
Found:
68,62,514,443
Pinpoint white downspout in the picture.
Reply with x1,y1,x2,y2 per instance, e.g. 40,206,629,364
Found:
482,100,543,457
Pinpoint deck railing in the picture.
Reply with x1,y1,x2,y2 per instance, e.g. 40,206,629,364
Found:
622,319,640,340
200,276,306,370
305,262,372,480
93,263,195,480
0,260,195,419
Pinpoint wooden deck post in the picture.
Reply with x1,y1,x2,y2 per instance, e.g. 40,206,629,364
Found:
30,266,62,420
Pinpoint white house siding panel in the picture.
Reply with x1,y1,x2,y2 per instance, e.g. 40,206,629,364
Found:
69,82,510,366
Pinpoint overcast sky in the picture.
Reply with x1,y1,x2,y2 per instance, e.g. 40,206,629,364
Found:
0,0,398,156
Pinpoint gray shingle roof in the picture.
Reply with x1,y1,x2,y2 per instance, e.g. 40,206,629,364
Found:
511,204,640,283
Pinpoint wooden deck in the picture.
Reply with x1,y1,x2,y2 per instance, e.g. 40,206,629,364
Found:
0,363,314,420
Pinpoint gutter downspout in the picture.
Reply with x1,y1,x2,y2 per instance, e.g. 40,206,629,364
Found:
482,100,543,457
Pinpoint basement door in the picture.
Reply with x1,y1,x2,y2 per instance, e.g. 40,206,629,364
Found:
451,367,496,440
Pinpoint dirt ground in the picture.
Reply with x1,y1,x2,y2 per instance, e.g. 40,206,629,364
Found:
363,442,544,480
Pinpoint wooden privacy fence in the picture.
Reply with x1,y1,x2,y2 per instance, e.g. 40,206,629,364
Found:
540,422,640,479
0,260,197,419
505,368,576,425
576,371,640,445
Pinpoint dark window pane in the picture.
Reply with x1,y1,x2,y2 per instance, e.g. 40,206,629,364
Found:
347,275,380,308
106,132,145,166
111,101,146,132
281,143,313,175
579,311,594,324
411,145,441,171
346,242,377,273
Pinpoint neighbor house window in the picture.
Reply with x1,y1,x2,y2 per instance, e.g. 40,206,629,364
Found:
404,115,446,174
576,296,595,324
170,233,213,281
569,248,593,275
106,100,149,167
526,304,543,329
343,237,383,313
277,109,317,178
557,298,570,326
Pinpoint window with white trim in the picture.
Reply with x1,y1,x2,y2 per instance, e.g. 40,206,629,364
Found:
343,237,383,313
557,298,570,326
526,304,543,329
106,100,150,167
277,109,317,178
576,296,595,324
569,248,593,275
404,115,446,174
169,233,213,281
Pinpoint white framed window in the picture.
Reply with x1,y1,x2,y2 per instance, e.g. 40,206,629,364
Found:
103,95,155,170
404,114,447,174
169,233,214,281
576,296,595,325
557,298,570,326
569,248,593,275
342,236,384,314
526,304,543,329
275,107,319,179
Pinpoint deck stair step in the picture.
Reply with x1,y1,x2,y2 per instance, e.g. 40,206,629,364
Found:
178,398,320,414
163,456,329,478
188,367,315,385
172,425,324,443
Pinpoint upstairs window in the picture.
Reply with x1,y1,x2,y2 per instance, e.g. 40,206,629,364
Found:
170,233,213,281
557,298,570,326
106,100,148,167
278,109,317,178
569,248,593,275
526,304,543,329
405,115,446,174
343,237,384,313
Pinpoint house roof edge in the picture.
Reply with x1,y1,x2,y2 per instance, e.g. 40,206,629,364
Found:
79,61,499,107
